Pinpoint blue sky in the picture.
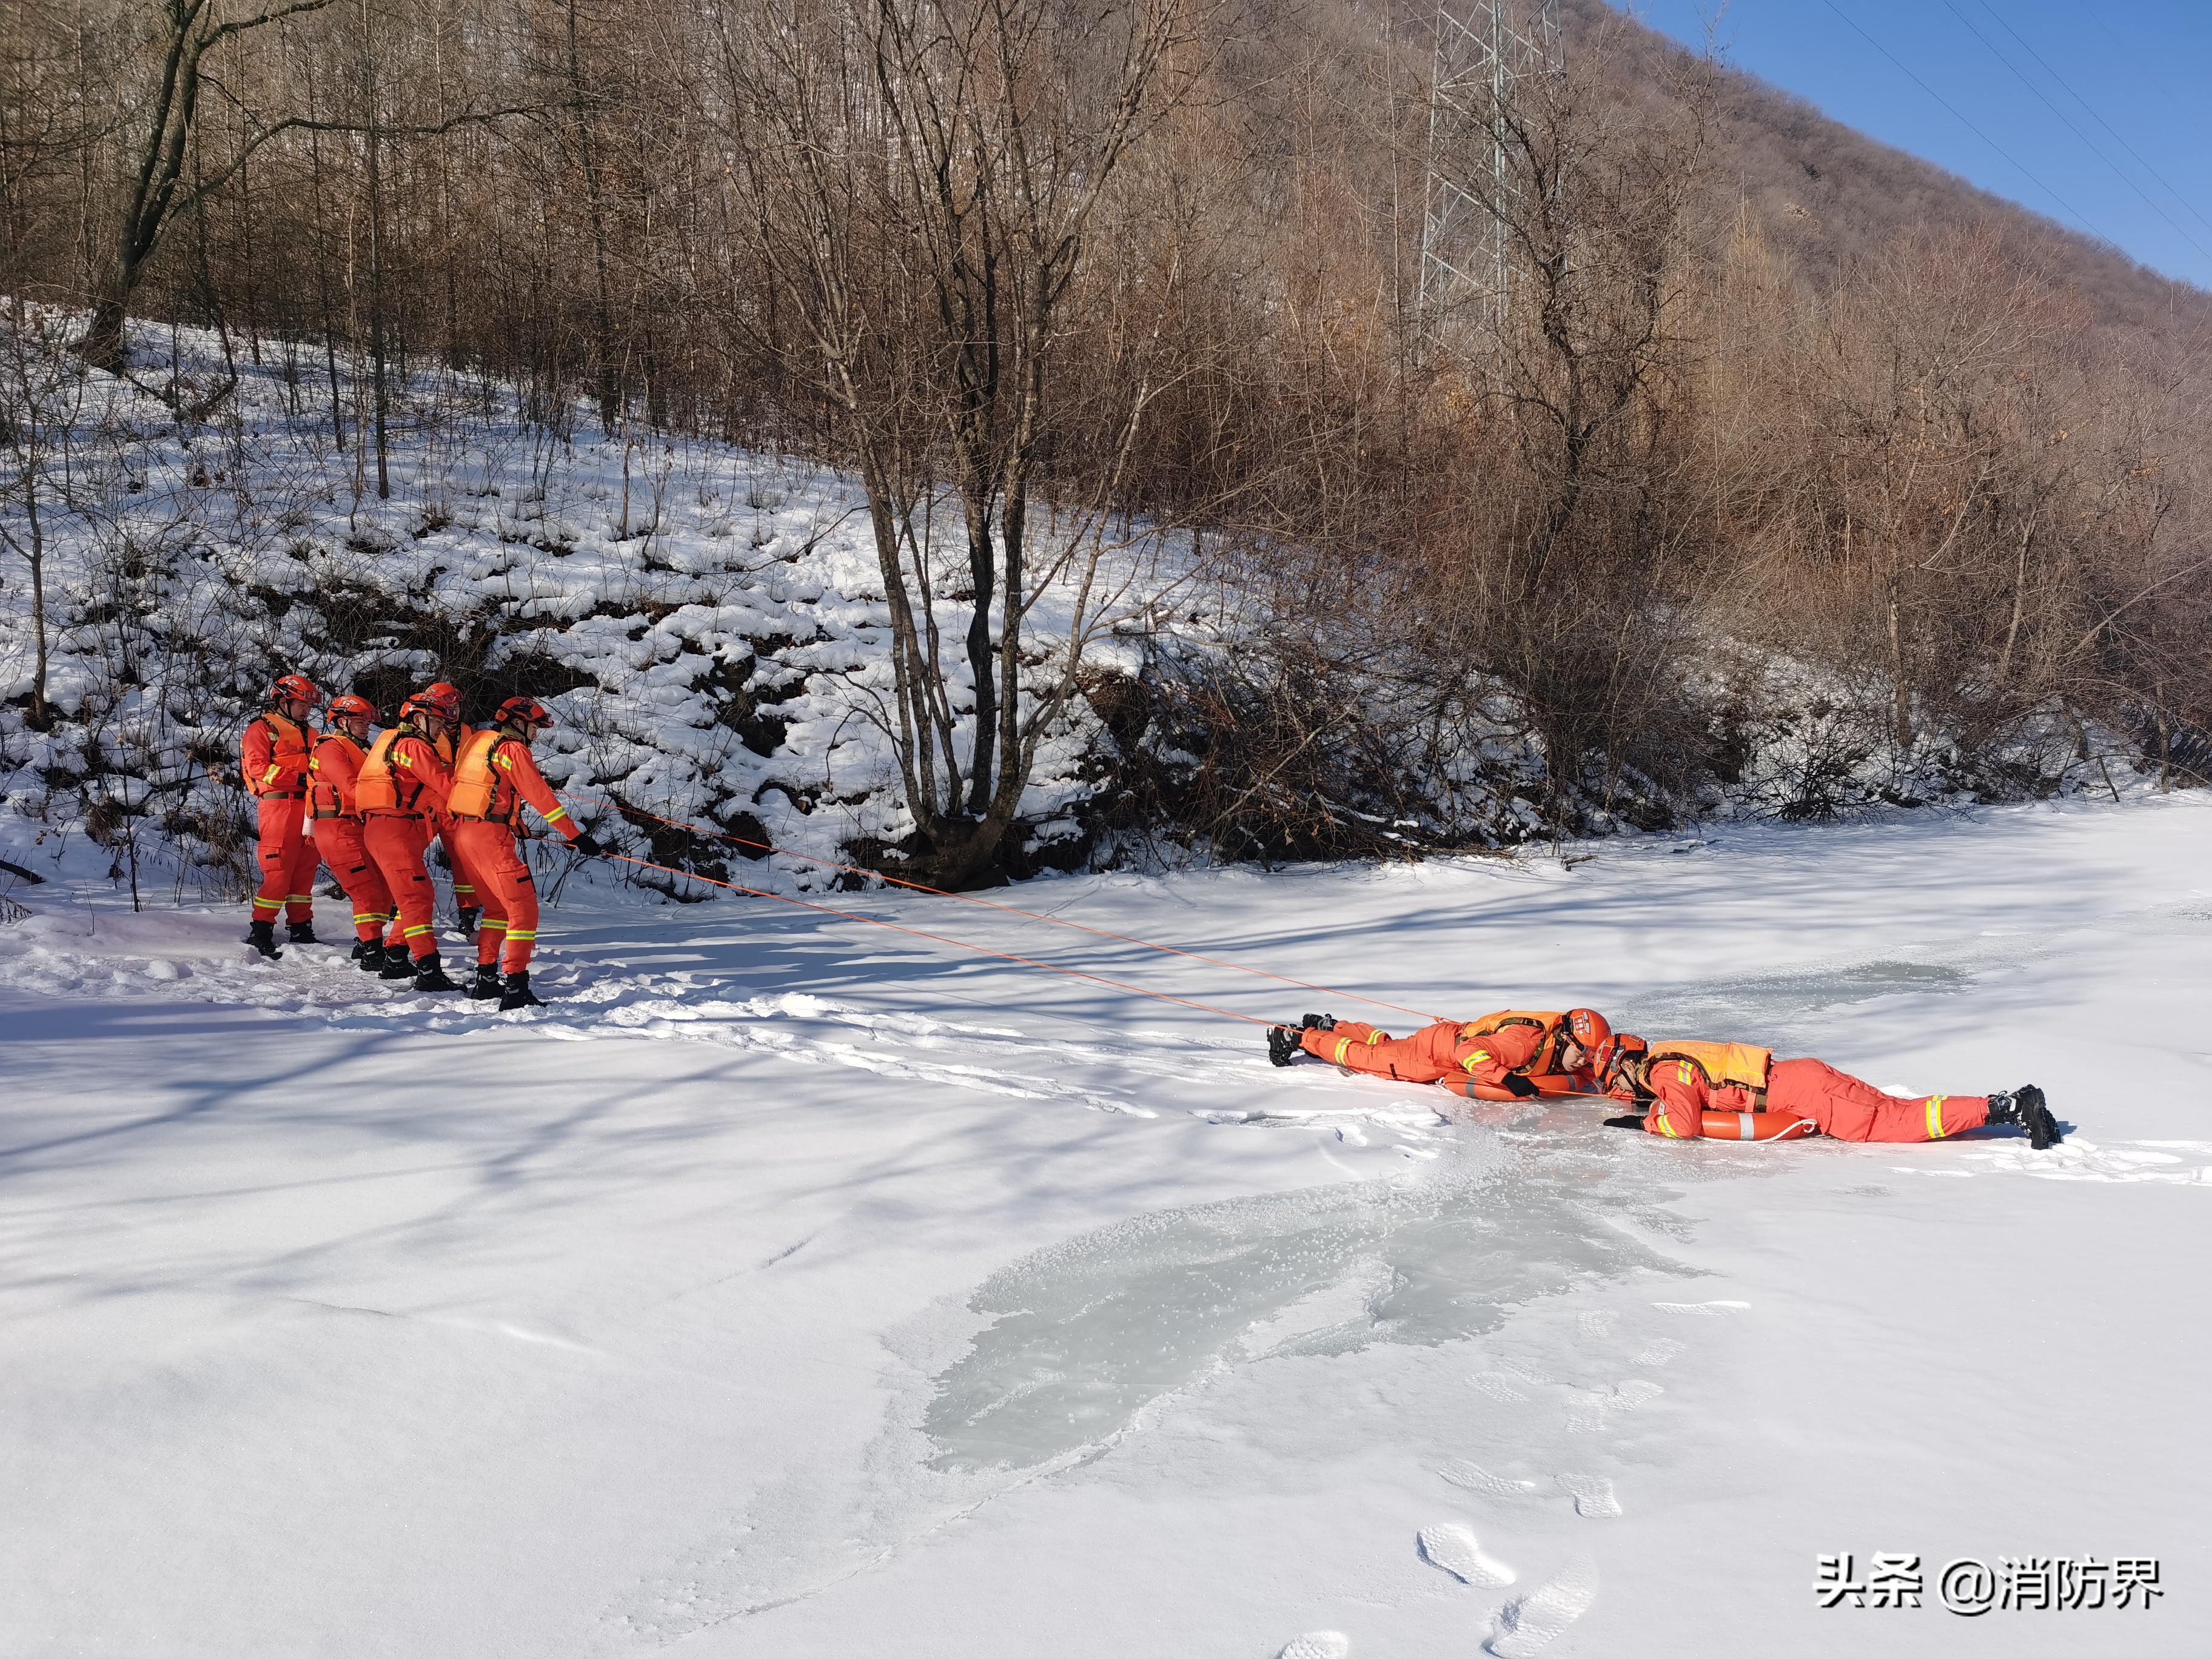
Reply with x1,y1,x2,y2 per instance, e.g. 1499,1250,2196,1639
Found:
1626,1,2212,290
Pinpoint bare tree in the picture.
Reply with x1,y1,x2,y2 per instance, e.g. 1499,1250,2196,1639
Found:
717,0,1200,883
74,0,337,374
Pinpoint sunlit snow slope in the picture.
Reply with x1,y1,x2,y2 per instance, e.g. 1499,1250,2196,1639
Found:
3,796,2208,1657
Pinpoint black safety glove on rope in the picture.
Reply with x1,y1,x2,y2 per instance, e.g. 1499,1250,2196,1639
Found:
1501,1072,1540,1099
571,833,605,858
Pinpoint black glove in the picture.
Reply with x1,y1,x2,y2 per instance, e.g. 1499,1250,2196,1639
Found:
1604,1114,1647,1131
1501,1071,1540,1099
571,833,605,857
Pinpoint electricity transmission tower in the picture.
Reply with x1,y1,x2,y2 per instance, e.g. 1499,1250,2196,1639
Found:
1419,0,1562,342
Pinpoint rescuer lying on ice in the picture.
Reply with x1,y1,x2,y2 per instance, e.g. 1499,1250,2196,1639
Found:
1267,1007,1615,1101
1593,1034,2062,1149
444,696,602,1011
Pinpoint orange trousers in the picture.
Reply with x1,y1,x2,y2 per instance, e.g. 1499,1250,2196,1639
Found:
363,814,438,962
1298,1019,1463,1083
252,797,321,924
1767,1059,1990,1143
447,820,540,973
310,817,394,943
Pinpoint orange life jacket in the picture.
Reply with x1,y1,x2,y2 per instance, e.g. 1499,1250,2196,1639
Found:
310,731,366,818
1647,1039,1774,1099
1458,1010,1569,1074
354,727,434,814
447,728,514,822
246,711,315,799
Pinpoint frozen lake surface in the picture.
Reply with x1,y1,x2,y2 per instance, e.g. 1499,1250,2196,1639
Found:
4,795,2208,1657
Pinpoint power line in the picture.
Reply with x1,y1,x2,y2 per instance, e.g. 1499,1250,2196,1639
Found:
1986,0,2212,246
1815,0,2118,249
1938,0,2212,270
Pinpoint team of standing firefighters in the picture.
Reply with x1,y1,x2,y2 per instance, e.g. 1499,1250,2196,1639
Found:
1266,1006,2065,1148
240,675,603,1010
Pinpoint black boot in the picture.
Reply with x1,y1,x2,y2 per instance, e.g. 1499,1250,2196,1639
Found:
498,971,546,1011
379,947,420,980
456,905,482,940
412,952,460,993
246,919,283,960
356,941,390,974
1267,1025,1302,1067
1988,1083,2060,1151
1301,1013,1336,1031
468,962,504,1001
349,937,372,962
286,920,320,945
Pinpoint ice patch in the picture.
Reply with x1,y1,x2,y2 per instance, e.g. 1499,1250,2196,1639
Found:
1621,959,1969,1054
922,1145,1692,1472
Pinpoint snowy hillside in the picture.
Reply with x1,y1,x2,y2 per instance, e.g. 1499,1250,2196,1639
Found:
0,312,1209,902
4,793,2207,1657
7,313,2163,928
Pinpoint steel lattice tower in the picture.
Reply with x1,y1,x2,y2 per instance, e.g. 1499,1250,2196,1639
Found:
1419,0,1562,340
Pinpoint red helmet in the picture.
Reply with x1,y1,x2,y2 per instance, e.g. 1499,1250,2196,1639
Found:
326,694,375,720
1595,1033,1648,1093
413,682,463,720
1566,1008,1612,1054
497,695,552,726
272,674,320,705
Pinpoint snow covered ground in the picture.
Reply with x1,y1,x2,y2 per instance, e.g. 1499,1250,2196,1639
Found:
4,794,2208,1657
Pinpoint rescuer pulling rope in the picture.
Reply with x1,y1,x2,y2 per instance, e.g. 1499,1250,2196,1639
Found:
445,696,604,1010
1267,1007,1615,1101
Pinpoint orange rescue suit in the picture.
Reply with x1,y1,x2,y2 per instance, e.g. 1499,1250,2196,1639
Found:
444,728,583,974
309,730,395,945
358,726,454,960
1299,1010,1598,1099
1635,1039,1991,1143
242,709,321,925
432,724,481,916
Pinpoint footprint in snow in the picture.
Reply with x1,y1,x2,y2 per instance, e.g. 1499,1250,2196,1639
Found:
1555,1473,1622,1518
1652,1299,1749,1316
1631,1338,1684,1367
1487,1558,1600,1658
1439,1460,1540,1500
1419,1523,1517,1588
1276,1633,1350,1659
1471,1372,1529,1403
1576,1311,1615,1339
1564,1379,1661,1432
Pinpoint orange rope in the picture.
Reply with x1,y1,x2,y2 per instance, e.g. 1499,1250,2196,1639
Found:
575,793,1449,1025
594,849,1279,1026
